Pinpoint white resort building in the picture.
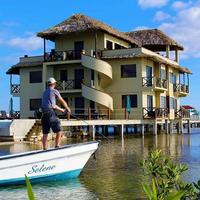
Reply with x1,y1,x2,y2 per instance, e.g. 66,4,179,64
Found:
7,14,191,126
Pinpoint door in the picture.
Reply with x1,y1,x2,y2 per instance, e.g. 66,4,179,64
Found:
60,70,68,81
147,95,153,117
74,41,84,59
166,95,170,113
74,69,84,89
147,95,153,110
75,97,84,115
146,66,152,86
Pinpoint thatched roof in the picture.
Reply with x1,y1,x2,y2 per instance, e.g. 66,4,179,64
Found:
37,14,139,46
126,29,184,51
6,61,43,75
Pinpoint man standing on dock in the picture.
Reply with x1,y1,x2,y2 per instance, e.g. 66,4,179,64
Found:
41,77,71,150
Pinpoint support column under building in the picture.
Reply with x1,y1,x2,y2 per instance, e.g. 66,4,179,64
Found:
153,121,157,136
187,120,191,134
165,119,169,134
169,121,174,134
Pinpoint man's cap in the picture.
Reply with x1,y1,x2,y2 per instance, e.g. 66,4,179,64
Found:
47,77,57,84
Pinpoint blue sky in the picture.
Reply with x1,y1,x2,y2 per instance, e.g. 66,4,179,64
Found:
0,0,200,111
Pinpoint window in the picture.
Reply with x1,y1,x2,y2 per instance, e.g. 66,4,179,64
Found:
122,95,137,108
146,66,153,86
30,99,42,111
173,74,177,84
114,43,125,49
169,73,177,84
106,40,113,50
29,71,42,83
121,65,137,78
160,96,167,108
91,70,95,81
169,72,173,83
147,95,153,110
160,69,166,80
170,97,176,109
60,70,68,81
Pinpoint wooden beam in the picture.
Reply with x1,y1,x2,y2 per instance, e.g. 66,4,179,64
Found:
43,38,46,61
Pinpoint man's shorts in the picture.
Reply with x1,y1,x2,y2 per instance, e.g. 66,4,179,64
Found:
41,109,61,134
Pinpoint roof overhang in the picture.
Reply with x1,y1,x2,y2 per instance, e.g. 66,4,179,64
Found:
102,47,192,74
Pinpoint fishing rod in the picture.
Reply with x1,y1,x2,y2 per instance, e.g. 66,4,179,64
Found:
64,111,110,142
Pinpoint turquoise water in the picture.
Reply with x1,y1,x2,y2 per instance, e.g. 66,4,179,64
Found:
0,130,200,199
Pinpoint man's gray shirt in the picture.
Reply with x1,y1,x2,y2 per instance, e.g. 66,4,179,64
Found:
41,88,61,109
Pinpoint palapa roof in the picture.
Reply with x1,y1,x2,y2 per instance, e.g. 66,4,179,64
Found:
6,61,43,75
126,29,184,51
37,14,139,46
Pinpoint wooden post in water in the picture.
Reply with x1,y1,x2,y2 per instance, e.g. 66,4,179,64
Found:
92,125,95,140
169,121,173,134
121,124,125,152
153,121,157,136
121,124,124,138
187,119,191,134
179,120,183,134
165,119,169,134
141,123,145,136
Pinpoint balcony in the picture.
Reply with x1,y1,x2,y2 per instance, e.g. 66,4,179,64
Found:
143,107,169,119
142,77,168,92
175,108,190,119
56,80,82,93
174,84,189,97
44,50,82,62
11,84,20,96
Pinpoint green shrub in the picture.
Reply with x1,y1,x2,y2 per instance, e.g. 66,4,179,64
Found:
141,150,200,200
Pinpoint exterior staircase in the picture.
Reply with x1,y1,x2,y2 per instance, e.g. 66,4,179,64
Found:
81,54,113,110
25,120,42,142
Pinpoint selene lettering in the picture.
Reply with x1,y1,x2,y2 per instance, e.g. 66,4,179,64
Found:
28,164,56,174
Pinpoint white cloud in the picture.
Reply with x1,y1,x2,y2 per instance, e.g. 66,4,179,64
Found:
138,0,169,8
1,35,43,51
1,21,19,27
172,1,192,10
159,5,200,59
154,11,170,21
133,26,151,30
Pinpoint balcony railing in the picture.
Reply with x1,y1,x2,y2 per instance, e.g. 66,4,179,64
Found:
155,77,167,89
56,80,83,91
142,77,168,90
44,50,82,62
175,108,190,119
142,77,153,87
173,84,189,94
11,111,20,119
143,107,169,119
11,84,20,95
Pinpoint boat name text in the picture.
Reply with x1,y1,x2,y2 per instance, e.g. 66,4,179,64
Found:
28,164,56,174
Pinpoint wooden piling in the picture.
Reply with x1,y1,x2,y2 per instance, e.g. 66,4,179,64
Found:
92,125,95,140
153,121,157,136
165,119,169,134
187,119,191,134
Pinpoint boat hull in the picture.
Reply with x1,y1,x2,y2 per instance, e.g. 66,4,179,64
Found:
0,141,99,185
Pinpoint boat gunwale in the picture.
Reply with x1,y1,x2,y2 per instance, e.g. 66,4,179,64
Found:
0,141,99,161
